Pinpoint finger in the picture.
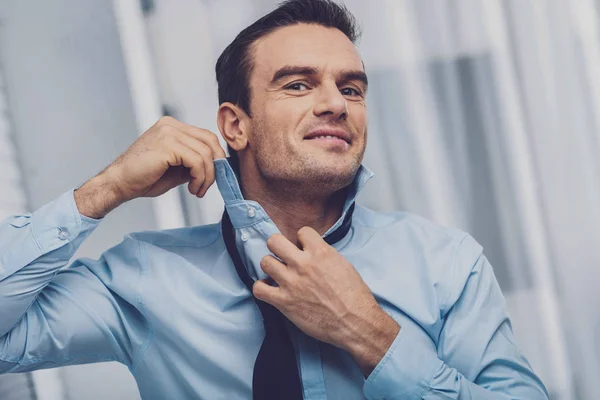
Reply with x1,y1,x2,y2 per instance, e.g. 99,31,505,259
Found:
297,226,326,251
163,118,227,159
260,255,290,284
266,233,302,264
173,133,215,197
195,152,216,198
253,279,284,306
168,141,206,195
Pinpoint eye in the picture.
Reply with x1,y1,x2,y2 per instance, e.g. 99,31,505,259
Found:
286,82,310,91
340,87,362,97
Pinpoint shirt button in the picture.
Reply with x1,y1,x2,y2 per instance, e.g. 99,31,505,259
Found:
241,231,249,242
57,228,69,240
247,207,256,218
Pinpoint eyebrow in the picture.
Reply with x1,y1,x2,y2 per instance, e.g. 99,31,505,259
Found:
271,66,319,83
270,65,369,89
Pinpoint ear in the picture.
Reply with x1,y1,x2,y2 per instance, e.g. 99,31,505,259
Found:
217,102,249,152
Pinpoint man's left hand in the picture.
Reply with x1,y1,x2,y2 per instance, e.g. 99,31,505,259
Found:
253,226,401,377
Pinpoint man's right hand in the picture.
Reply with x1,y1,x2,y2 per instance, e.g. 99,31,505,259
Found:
74,116,227,219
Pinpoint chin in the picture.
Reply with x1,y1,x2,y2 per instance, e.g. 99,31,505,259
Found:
302,156,360,185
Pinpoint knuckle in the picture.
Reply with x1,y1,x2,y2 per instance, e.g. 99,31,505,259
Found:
317,242,330,252
156,125,176,140
302,259,317,271
157,115,174,125
191,163,205,177
197,144,212,158
313,245,330,258
209,133,220,144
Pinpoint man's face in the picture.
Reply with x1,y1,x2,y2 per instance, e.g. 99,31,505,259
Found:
245,23,368,192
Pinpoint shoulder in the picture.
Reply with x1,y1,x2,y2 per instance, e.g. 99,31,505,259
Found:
128,222,221,250
354,205,484,312
353,204,468,244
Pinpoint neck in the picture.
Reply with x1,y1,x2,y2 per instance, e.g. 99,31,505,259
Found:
236,165,350,246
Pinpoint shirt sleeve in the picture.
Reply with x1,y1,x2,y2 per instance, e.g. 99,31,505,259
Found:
362,235,549,400
0,189,150,373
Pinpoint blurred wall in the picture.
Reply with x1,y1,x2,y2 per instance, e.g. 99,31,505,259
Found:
0,51,36,400
0,0,157,398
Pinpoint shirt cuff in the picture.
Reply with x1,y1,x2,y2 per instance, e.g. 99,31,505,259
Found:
0,189,102,279
363,321,443,400
31,189,103,252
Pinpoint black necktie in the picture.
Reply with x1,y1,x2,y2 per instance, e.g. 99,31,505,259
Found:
221,203,355,400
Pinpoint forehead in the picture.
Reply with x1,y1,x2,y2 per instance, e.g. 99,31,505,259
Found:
250,24,363,79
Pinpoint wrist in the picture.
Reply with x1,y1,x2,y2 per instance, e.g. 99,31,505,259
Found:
74,172,123,219
340,305,400,377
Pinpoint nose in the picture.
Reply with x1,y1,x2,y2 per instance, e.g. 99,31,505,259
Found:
313,82,348,121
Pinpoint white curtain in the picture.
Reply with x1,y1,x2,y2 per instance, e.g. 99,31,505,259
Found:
143,1,600,399
348,2,600,399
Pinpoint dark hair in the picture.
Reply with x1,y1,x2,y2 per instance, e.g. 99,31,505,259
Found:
215,0,361,164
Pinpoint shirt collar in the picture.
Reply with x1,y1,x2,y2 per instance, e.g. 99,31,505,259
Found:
214,157,374,231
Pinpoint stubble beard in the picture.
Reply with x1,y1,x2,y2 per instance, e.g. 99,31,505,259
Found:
250,119,364,200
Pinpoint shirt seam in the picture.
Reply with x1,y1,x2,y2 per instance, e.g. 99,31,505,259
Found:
440,232,470,316
6,354,120,366
28,223,44,254
130,239,154,374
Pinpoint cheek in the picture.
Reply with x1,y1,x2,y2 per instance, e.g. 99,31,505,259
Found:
271,100,308,123
251,113,292,152
264,102,308,137
350,109,368,136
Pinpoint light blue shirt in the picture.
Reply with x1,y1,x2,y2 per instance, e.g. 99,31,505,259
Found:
0,159,548,399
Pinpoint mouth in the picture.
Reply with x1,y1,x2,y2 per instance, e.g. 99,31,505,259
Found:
304,129,352,145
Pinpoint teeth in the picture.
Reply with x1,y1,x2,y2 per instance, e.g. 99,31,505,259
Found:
315,135,340,140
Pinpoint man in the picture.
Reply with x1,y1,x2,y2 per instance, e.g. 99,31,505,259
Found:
0,0,548,399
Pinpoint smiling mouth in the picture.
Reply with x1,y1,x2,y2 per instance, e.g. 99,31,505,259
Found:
304,136,350,148
303,129,352,144
306,135,347,141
